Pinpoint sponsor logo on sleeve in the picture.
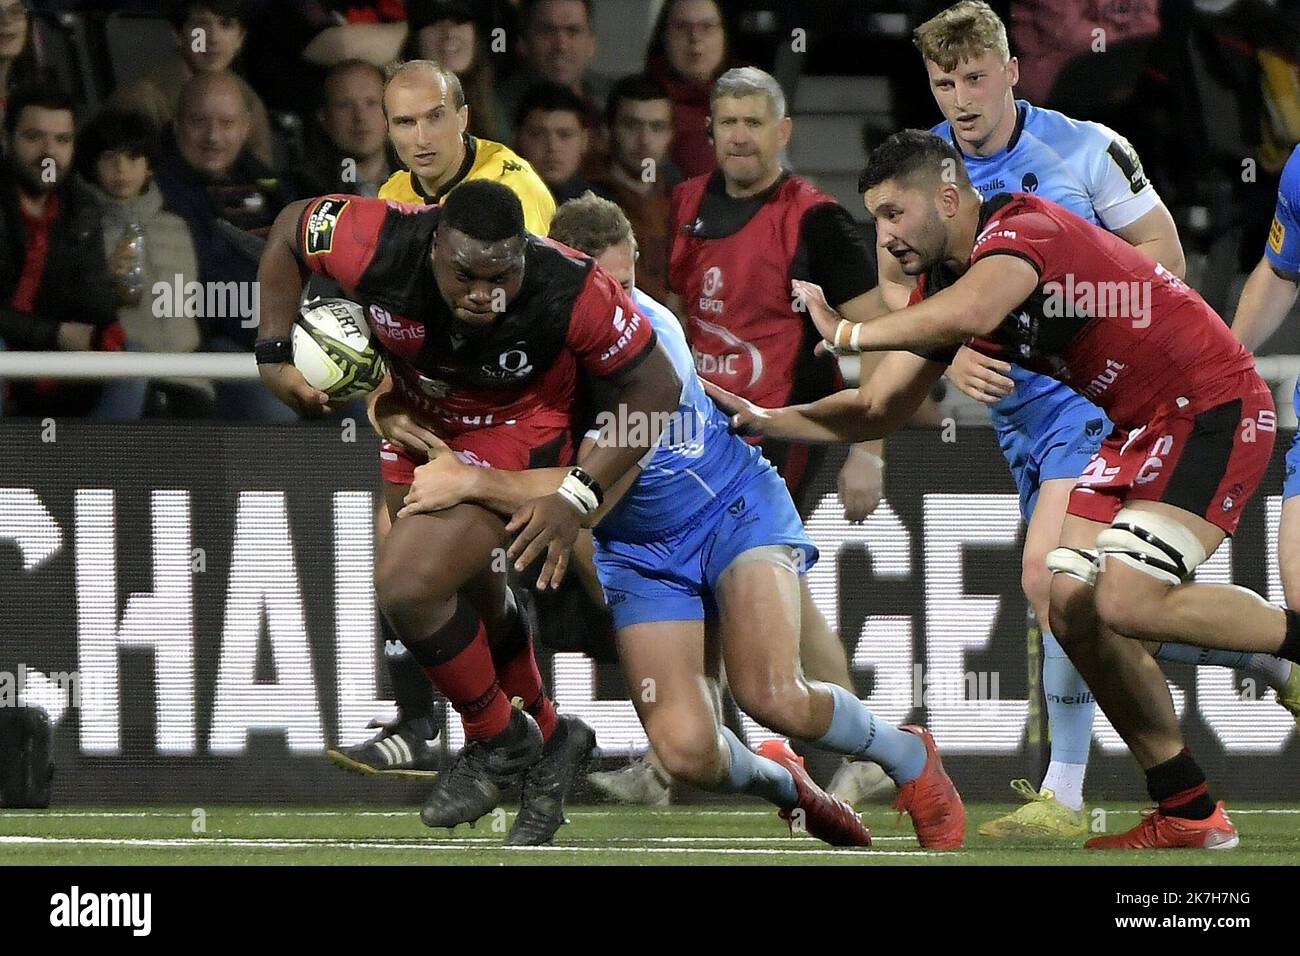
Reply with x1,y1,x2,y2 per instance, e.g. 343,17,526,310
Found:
305,198,349,254
1106,139,1149,195
1270,216,1286,256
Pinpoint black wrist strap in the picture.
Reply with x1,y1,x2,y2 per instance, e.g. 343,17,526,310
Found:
568,466,604,507
254,338,294,365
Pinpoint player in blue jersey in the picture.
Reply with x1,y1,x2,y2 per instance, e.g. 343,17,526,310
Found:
1232,145,1300,606
908,2,1300,837
394,193,967,848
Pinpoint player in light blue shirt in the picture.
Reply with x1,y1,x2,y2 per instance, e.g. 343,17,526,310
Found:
909,0,1299,836
1232,145,1300,609
397,195,966,848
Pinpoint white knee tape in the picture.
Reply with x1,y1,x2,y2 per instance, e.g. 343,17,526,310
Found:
1046,547,1099,588
1095,507,1208,586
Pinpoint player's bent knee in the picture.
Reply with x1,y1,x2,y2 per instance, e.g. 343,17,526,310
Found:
730,678,815,738
1047,575,1097,651
648,725,725,788
1093,575,1166,642
374,560,456,635
1021,556,1053,621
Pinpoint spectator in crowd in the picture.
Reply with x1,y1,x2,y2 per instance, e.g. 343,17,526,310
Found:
0,85,143,420
514,81,594,204
78,108,212,418
297,59,392,197
402,0,508,142
299,0,409,68
591,74,681,305
155,71,296,421
0,0,38,137
241,0,410,115
1010,0,1160,105
646,0,731,179
111,0,276,170
494,0,611,138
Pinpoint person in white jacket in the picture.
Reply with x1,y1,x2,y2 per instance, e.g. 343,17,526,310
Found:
80,107,212,416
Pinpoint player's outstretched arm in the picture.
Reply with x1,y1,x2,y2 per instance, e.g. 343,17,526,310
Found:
1231,256,1300,353
703,350,945,444
794,255,1038,354
256,199,331,416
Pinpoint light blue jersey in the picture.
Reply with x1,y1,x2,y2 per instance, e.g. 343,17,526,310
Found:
592,289,769,544
592,289,816,630
1267,147,1300,500
932,101,1156,434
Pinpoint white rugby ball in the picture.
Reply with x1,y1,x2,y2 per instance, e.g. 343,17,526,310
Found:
293,297,387,400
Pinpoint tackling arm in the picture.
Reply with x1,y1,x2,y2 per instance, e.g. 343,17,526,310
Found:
702,350,947,444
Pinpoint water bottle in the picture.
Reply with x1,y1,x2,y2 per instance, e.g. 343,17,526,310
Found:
116,221,147,306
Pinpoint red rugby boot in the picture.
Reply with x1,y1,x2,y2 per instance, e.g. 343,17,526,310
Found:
891,725,966,850
1085,802,1238,850
756,739,872,848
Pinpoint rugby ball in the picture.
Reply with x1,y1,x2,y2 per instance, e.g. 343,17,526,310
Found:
293,298,387,400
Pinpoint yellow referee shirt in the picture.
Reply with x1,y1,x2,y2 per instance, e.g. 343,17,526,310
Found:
378,134,556,236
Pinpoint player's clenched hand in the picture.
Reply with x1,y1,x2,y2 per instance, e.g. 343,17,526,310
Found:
506,493,582,590
838,446,882,523
397,452,477,518
700,378,773,438
258,362,330,417
370,391,449,458
791,279,842,349
945,346,1014,405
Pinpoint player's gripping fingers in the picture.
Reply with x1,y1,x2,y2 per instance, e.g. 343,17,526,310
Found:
536,539,571,590
701,378,766,435
262,363,329,417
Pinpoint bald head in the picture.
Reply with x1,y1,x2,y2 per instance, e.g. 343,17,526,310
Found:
175,71,251,179
384,59,470,193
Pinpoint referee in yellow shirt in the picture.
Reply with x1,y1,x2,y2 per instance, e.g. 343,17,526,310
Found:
378,59,555,234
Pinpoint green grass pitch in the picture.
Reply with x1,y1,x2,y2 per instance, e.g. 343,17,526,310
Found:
2,803,1298,865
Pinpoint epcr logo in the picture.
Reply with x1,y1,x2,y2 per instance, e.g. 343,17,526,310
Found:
702,266,723,298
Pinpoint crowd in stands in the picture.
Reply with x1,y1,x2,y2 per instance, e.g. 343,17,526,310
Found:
0,0,1295,420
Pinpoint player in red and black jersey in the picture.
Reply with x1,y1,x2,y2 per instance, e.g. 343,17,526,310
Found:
256,180,681,844
706,130,1300,851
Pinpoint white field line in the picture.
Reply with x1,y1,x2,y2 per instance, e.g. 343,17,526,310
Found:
7,807,1297,819
0,835,934,857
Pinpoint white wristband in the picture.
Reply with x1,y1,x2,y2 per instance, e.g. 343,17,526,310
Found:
558,472,599,515
849,322,862,352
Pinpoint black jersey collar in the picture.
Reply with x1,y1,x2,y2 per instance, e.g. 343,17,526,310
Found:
410,134,479,204
688,169,791,239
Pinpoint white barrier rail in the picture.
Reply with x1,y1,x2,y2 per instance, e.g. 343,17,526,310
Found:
0,352,259,380
0,351,1296,424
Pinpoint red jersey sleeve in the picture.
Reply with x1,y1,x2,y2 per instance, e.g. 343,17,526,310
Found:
296,195,387,291
565,265,658,379
969,201,1066,278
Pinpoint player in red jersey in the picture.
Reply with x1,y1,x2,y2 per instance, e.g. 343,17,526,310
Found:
255,180,680,844
705,131,1300,850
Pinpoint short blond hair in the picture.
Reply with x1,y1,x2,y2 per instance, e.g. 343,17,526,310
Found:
913,1,1010,72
